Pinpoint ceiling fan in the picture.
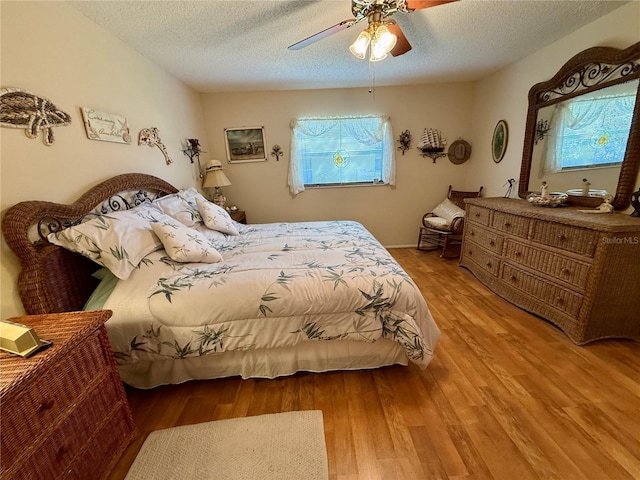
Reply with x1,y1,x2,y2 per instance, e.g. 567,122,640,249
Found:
288,0,457,61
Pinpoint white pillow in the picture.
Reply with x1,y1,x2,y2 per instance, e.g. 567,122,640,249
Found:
151,218,222,263
196,197,239,235
431,198,465,224
47,203,169,280
193,224,227,242
153,187,202,227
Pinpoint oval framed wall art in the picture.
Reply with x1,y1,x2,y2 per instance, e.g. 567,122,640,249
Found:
492,120,508,163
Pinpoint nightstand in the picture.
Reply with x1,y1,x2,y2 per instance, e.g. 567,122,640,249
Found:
0,310,136,480
230,210,247,224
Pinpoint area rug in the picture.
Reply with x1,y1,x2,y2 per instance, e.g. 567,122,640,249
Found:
124,410,328,480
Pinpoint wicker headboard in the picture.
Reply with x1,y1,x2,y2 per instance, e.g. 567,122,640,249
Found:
2,173,179,315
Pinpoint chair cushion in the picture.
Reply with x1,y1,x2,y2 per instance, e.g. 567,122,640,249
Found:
432,198,465,224
423,216,451,231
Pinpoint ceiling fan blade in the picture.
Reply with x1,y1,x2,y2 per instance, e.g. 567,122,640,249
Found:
288,19,357,50
405,0,458,11
388,23,411,57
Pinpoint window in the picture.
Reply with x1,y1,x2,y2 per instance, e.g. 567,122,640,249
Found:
542,81,636,174
288,115,395,195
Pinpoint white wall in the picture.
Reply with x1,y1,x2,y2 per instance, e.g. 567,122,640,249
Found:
1,1,209,319
201,82,476,246
467,2,640,203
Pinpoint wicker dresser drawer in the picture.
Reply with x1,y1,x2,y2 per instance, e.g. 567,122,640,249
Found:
491,211,530,238
0,311,136,480
0,331,109,461
502,263,583,317
504,239,591,290
461,198,640,344
462,240,500,276
466,223,503,254
11,373,121,479
467,205,491,226
530,222,598,257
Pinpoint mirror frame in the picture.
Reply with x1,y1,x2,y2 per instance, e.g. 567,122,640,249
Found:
519,42,640,210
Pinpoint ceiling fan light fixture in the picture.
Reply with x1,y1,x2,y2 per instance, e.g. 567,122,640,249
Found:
349,29,371,59
369,24,396,61
374,24,397,51
369,48,388,62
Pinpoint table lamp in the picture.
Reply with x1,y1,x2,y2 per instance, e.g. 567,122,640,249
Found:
202,160,231,208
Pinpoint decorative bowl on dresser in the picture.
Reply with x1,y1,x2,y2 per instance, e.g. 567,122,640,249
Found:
460,197,640,344
0,310,136,480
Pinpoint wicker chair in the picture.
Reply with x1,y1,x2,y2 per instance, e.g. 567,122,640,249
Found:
417,185,483,258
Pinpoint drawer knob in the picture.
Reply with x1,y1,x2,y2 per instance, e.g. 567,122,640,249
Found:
504,222,511,228
470,230,475,236
475,212,481,217
515,251,522,257
510,275,517,282
468,249,473,255
562,268,571,275
489,240,495,246
39,399,55,412
486,262,492,268
558,234,567,241
556,297,564,305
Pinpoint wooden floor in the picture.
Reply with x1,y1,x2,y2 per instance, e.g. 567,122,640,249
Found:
108,248,640,480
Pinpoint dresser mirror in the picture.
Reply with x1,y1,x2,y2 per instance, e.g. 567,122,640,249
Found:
519,42,640,210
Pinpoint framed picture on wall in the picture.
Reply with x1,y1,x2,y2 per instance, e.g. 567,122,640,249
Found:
224,126,267,163
492,120,508,163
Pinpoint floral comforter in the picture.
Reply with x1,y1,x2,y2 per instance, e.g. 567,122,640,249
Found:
102,221,440,370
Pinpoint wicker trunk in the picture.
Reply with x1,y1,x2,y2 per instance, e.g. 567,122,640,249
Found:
0,310,136,480
460,197,640,344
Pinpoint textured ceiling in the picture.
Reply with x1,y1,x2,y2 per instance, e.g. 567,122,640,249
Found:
68,0,628,92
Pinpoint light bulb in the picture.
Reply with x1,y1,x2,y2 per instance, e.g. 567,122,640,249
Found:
370,24,396,61
349,30,371,59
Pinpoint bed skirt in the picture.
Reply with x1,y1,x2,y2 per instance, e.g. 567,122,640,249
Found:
118,338,408,389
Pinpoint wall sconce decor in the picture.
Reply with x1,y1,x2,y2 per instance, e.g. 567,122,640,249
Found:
535,119,550,145
270,145,283,161
397,130,411,155
182,138,206,177
139,127,172,165
417,128,447,162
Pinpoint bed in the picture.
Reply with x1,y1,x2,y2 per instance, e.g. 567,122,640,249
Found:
2,173,440,388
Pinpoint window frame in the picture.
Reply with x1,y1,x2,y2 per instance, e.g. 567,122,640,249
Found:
288,115,395,195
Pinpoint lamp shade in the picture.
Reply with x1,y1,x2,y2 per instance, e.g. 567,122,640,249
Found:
202,160,231,188
349,29,371,59
370,24,396,62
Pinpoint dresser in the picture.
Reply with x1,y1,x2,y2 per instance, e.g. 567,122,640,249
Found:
460,198,640,344
0,310,136,480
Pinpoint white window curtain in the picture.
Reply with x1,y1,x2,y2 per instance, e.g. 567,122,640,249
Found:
288,115,395,195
